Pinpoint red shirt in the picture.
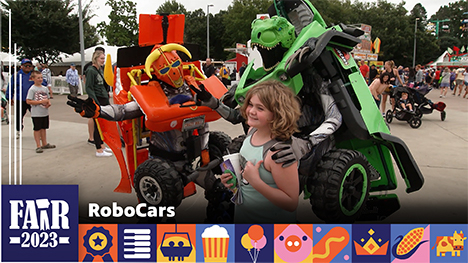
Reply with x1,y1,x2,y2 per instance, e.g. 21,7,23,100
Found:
435,70,441,80
360,64,370,78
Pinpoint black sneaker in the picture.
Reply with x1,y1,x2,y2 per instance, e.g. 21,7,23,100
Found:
87,139,95,145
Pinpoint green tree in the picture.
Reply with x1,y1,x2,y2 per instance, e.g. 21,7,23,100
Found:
431,0,467,54
156,0,188,14
0,0,99,64
185,9,208,57
223,0,273,48
97,0,138,46
82,2,103,49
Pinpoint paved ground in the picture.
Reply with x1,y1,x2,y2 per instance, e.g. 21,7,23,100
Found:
2,89,467,224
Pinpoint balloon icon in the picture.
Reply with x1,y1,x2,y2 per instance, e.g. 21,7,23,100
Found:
248,225,264,241
241,233,254,251
251,235,266,251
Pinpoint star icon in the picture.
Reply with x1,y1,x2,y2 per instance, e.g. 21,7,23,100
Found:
93,235,104,246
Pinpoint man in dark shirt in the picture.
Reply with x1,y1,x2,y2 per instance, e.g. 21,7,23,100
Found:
203,58,215,78
369,64,378,83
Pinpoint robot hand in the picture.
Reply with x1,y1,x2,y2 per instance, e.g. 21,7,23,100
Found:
66,95,100,118
270,137,313,168
189,84,219,109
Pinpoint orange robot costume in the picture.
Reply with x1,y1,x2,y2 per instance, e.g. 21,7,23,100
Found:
67,43,232,222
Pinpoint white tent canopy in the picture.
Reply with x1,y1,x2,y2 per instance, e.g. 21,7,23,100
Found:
53,45,123,67
0,52,20,64
427,51,447,67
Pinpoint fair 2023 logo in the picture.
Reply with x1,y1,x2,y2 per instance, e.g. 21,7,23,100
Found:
2,185,79,262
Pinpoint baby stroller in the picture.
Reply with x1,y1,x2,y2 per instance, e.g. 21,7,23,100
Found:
410,83,446,121
1,90,9,124
385,86,422,129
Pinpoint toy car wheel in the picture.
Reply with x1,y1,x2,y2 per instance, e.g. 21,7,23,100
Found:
208,131,232,175
409,117,422,129
227,135,246,154
415,109,423,119
134,158,183,207
310,149,370,223
385,110,393,123
441,111,446,121
205,131,234,223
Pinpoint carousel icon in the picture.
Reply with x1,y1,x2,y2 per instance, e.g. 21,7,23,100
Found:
160,225,193,261
83,226,114,262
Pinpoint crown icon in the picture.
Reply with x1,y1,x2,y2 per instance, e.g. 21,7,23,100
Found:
354,228,389,255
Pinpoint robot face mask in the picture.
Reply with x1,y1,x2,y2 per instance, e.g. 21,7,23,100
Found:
145,44,192,88
155,52,184,88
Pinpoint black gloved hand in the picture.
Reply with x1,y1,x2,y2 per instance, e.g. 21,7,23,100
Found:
271,137,312,168
189,84,219,109
66,95,100,118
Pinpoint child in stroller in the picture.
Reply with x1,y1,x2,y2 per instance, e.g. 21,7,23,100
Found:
385,86,422,128
399,91,413,112
411,83,446,121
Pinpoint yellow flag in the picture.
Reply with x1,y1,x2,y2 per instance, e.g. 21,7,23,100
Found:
104,54,114,87
374,37,381,54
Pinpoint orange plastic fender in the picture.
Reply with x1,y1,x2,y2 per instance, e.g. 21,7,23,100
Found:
96,118,132,193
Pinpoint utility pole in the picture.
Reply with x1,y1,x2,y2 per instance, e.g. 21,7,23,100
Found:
429,18,450,39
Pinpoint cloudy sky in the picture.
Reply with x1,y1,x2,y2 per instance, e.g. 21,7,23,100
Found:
89,0,454,26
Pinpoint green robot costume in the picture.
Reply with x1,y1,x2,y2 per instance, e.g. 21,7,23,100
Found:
192,0,424,223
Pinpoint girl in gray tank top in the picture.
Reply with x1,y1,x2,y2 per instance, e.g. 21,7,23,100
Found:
220,80,302,223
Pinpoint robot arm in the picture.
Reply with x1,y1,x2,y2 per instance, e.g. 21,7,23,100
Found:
189,84,244,124
308,84,342,146
99,101,144,121
214,102,244,125
67,95,144,121
271,85,342,167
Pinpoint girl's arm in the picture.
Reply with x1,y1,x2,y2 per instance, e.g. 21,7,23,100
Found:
394,68,403,85
243,151,299,212
368,79,379,99
375,83,390,97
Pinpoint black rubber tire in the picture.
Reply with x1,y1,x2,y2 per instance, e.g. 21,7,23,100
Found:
227,135,246,154
310,149,370,223
205,131,234,223
409,117,422,129
415,108,423,119
385,110,393,123
441,111,446,121
134,158,183,207
208,131,232,175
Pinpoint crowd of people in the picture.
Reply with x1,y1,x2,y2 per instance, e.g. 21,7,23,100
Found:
359,59,468,115
202,58,241,87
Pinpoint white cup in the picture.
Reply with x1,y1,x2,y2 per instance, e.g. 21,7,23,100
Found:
222,153,241,176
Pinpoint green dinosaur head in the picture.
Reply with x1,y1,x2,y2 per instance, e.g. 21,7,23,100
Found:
251,15,296,71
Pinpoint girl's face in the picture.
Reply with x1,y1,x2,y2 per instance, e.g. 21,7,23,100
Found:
385,62,391,70
383,75,389,83
246,94,273,129
97,54,105,66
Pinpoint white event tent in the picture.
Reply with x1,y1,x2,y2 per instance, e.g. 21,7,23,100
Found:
53,45,122,67
0,52,20,65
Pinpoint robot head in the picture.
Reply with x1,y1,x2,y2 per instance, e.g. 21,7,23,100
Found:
144,43,192,88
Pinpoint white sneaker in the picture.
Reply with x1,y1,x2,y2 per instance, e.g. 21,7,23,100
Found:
16,131,20,139
103,147,112,153
96,151,113,157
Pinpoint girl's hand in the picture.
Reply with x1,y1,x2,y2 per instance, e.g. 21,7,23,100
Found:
220,173,233,189
242,160,263,186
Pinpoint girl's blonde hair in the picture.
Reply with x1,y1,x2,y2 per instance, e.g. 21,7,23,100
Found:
92,50,104,66
385,60,395,69
240,80,301,141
